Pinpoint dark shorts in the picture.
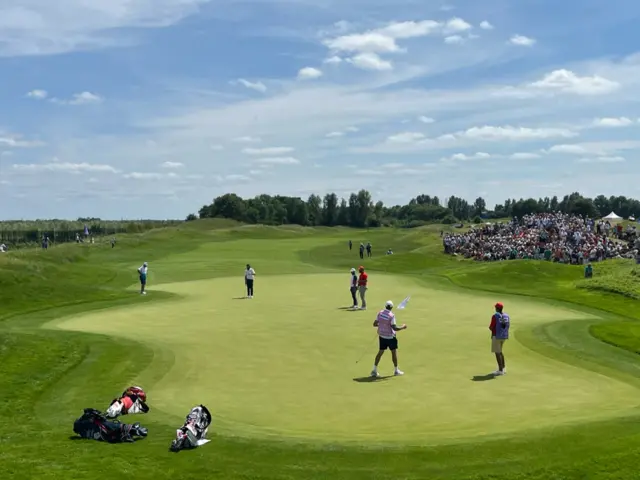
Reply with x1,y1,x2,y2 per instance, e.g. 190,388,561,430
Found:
379,336,398,351
139,274,147,285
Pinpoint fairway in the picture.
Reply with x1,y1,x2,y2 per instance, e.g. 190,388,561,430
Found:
45,272,640,446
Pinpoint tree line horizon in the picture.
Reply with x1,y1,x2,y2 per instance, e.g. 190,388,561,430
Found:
193,191,640,228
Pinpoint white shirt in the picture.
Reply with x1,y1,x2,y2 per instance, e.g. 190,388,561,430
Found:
245,268,255,280
138,265,148,275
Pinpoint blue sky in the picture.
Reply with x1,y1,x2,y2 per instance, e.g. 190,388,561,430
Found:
1,0,640,220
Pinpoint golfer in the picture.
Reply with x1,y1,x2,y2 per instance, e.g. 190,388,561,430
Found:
357,266,368,310
489,302,510,375
349,268,358,308
137,262,148,295
370,300,406,377
245,264,256,298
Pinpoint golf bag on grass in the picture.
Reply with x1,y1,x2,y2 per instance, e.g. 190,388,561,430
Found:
73,408,148,443
106,385,150,418
170,405,212,452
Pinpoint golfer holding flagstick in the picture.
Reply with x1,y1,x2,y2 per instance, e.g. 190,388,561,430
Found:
370,300,407,377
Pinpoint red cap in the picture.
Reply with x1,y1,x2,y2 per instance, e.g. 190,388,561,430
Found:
359,266,364,270
495,302,503,309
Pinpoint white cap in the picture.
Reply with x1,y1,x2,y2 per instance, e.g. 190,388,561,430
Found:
385,300,393,308
350,267,356,273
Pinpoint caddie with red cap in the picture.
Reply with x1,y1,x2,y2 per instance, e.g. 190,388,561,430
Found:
489,302,510,376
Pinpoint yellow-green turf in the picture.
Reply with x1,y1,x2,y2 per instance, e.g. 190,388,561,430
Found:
44,272,640,446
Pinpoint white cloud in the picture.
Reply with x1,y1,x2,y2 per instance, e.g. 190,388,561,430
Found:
546,144,589,154
418,116,435,123
509,35,536,46
26,89,47,99
325,131,344,137
242,147,294,155
377,20,442,39
0,0,212,57
323,56,342,64
592,117,633,127
324,32,400,53
52,91,103,105
443,18,472,34
254,156,300,165
576,156,625,163
530,69,620,95
161,161,184,168
387,132,425,143
444,35,464,45
346,52,392,71
232,136,261,143
442,152,491,162
510,152,541,159
13,161,118,173
0,135,44,148
297,67,323,80
123,172,177,179
234,78,267,93
462,125,577,140
479,21,494,30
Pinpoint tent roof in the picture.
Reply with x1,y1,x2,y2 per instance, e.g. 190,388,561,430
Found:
603,211,622,219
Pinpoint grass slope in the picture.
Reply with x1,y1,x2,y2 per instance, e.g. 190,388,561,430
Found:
1,221,640,479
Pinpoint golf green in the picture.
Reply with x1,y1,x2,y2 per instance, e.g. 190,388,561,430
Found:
45,273,640,446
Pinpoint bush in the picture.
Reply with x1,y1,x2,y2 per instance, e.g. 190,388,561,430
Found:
472,216,483,224
441,215,458,225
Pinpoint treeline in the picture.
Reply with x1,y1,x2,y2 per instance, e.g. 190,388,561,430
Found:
0,219,181,245
194,191,640,227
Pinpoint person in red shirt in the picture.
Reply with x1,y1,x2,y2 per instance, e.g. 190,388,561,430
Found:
357,266,368,310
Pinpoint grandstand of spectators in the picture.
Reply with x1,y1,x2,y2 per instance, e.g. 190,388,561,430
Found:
443,212,639,263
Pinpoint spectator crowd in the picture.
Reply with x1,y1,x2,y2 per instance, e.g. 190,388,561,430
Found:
443,213,640,263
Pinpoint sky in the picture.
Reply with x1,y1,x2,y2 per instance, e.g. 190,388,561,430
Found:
1,0,640,220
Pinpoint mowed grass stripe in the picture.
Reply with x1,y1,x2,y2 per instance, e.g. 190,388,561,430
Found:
44,273,640,446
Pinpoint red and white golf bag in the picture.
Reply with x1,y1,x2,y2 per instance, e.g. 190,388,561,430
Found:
106,386,150,419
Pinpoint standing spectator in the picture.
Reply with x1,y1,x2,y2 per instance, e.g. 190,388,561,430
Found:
349,267,358,309
366,242,372,258
245,264,256,299
359,243,365,259
489,302,510,376
357,266,368,310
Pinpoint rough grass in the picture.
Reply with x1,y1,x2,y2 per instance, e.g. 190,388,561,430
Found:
2,220,640,479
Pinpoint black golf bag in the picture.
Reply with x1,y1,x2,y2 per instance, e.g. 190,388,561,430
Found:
73,408,148,443
170,405,212,452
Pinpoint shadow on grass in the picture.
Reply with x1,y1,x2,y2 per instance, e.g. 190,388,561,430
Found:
232,297,247,300
471,374,495,382
337,306,360,311
353,376,392,383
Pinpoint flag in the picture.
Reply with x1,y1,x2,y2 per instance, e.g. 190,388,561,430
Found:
398,296,410,309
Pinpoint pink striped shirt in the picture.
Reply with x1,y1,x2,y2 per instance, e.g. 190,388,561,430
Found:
376,309,396,339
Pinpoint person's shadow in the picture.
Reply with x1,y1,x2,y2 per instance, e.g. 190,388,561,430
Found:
471,374,495,382
353,376,392,383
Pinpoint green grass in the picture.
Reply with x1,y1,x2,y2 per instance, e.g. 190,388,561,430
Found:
2,221,640,479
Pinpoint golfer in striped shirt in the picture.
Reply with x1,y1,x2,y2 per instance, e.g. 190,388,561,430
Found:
370,301,407,377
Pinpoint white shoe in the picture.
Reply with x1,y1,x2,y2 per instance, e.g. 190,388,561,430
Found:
360,306,367,310
394,369,404,376
370,370,379,378
493,370,505,376
141,292,146,295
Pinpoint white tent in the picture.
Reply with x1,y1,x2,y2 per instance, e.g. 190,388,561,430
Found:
603,211,623,221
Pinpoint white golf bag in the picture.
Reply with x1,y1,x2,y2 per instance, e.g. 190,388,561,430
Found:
170,405,212,452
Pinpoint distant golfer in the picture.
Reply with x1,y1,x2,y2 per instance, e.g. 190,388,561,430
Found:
349,240,352,251
489,302,510,375
357,266,368,310
366,242,372,257
349,268,358,308
137,262,148,295
370,300,406,377
359,243,365,259
245,264,256,298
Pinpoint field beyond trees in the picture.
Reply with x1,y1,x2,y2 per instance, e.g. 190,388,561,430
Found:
2,220,640,479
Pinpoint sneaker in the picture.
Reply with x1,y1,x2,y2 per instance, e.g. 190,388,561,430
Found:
360,306,367,310
370,370,379,378
492,370,505,376
394,369,404,376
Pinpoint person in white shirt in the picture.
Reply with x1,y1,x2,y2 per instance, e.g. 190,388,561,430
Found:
137,262,148,295
245,264,256,298
371,300,407,377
